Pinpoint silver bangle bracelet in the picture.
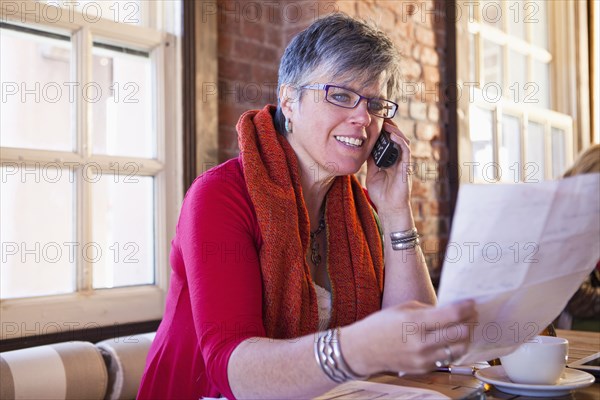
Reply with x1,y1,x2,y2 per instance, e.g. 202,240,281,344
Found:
314,328,368,383
390,233,420,244
391,237,420,251
331,328,367,381
389,227,417,241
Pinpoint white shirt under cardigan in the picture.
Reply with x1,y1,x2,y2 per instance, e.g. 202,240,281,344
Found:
314,282,332,331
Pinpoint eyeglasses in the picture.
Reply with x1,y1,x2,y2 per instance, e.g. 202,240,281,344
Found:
301,84,398,119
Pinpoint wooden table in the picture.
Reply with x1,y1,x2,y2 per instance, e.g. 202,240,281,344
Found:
318,330,599,399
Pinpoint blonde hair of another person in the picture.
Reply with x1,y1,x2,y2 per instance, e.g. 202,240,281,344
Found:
562,144,600,177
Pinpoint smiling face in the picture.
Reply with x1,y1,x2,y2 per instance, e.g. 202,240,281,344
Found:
280,71,389,180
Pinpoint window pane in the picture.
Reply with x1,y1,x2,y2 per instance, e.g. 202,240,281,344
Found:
469,34,477,82
0,25,73,151
500,115,522,182
483,40,503,86
533,60,550,109
38,0,146,26
530,1,548,50
526,122,545,182
91,43,154,158
481,0,503,29
509,50,527,100
91,174,154,289
469,106,495,181
1,164,75,299
507,1,526,40
551,128,567,179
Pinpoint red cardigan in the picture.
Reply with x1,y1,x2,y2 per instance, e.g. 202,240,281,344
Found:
138,157,264,399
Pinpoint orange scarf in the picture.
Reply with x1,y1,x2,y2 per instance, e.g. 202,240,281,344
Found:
237,105,384,339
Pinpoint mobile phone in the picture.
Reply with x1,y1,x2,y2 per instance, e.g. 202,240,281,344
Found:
371,129,400,168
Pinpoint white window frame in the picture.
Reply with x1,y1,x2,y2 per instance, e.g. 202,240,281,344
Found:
0,0,182,339
466,89,573,184
456,0,588,184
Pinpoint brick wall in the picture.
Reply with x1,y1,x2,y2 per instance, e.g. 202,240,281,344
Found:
216,0,451,283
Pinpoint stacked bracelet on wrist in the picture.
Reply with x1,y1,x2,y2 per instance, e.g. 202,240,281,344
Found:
389,227,420,251
314,328,367,383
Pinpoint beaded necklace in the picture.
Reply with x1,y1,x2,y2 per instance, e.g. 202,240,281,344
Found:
309,215,326,267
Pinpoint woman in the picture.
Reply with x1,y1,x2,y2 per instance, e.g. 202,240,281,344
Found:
138,13,476,399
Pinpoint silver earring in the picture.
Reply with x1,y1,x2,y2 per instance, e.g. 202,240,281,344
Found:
285,118,293,133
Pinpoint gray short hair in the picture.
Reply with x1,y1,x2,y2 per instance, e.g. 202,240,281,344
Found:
274,13,402,135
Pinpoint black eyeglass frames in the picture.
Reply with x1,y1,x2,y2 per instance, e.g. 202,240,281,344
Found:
301,84,398,119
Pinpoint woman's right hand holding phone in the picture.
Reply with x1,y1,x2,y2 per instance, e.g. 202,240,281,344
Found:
366,122,414,224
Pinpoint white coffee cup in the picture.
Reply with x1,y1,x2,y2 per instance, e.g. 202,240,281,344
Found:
499,336,568,385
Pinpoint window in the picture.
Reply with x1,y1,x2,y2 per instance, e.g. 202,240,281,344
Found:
0,0,182,339
456,0,590,183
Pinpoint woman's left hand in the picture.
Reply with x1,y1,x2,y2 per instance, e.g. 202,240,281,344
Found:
365,121,413,222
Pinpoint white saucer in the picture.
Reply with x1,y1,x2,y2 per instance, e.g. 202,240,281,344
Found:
475,366,595,397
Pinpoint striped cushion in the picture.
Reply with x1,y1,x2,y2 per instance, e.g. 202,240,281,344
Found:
0,341,108,400
96,332,155,400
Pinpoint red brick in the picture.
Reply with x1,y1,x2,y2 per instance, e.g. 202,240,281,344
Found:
415,25,436,47
412,140,432,158
421,1,445,29
420,46,439,66
427,103,440,122
434,181,450,201
394,39,413,59
420,217,440,235
234,39,278,63
264,1,284,24
282,24,305,43
417,82,441,103
412,44,421,60
416,121,440,141
252,64,277,85
431,141,448,162
356,0,374,17
218,33,235,55
394,118,416,138
240,1,263,23
398,1,419,23
421,236,447,254
265,26,283,48
335,1,356,15
422,236,448,272
422,201,450,217
218,2,242,33
378,6,397,31
399,58,422,82
411,178,430,199
411,199,423,218
218,57,252,81
409,100,428,121
241,20,265,42
423,65,441,84
218,80,243,106
414,159,437,182
397,100,409,118
414,219,425,233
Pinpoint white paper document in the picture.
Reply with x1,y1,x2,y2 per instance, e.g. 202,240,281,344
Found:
437,173,600,364
314,380,450,399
